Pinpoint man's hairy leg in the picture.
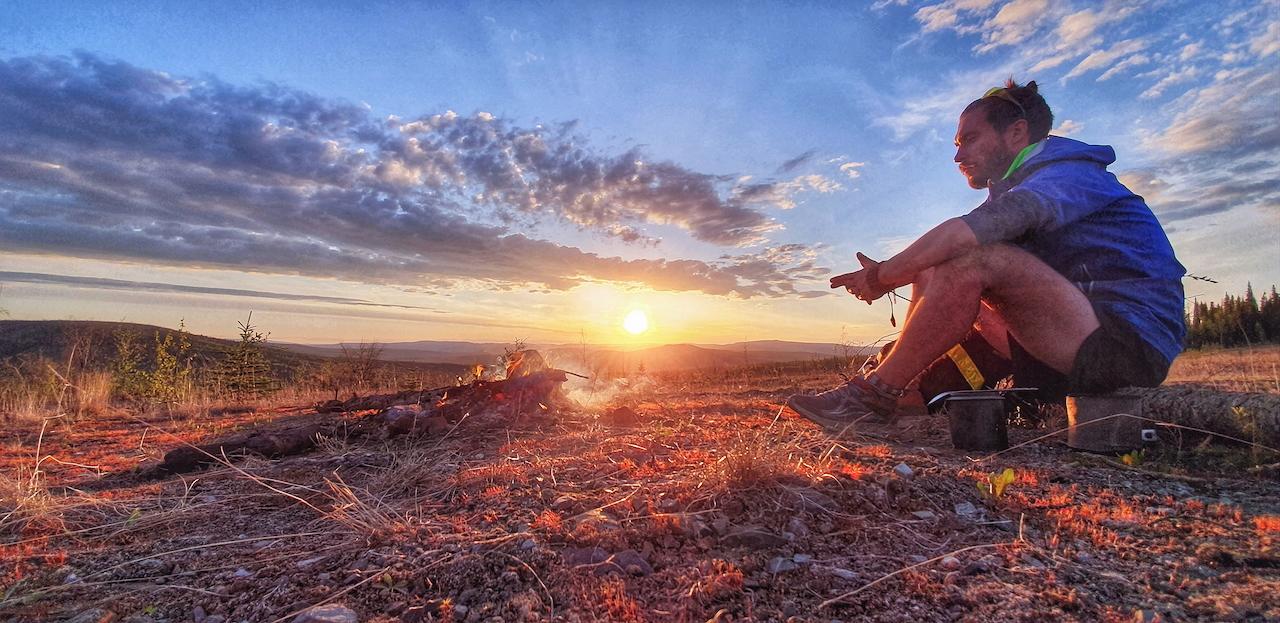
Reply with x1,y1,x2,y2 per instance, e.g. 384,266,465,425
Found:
873,244,1098,389
894,266,1011,360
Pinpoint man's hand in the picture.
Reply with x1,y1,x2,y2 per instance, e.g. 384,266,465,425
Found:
830,252,893,303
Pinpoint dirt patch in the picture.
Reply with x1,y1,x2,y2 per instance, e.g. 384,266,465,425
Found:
2,371,1278,622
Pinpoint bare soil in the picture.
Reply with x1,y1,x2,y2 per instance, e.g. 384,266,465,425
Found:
1,361,1278,622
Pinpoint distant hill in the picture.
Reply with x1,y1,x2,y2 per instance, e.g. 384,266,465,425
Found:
0,320,465,380
276,339,871,374
0,321,868,378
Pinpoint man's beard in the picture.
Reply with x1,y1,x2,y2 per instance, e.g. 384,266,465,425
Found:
977,145,1016,188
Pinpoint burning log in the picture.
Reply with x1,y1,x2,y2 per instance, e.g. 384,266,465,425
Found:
156,351,576,474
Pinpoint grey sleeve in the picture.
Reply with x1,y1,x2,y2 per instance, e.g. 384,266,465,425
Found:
959,189,1057,245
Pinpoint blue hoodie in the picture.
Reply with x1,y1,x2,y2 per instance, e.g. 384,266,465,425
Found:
960,136,1187,366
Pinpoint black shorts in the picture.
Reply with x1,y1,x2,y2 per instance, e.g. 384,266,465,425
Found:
1009,304,1170,400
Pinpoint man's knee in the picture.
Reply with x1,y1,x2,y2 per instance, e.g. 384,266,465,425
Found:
938,243,1051,290
932,244,1017,288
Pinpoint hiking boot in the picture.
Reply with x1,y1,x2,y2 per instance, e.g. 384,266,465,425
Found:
786,376,900,432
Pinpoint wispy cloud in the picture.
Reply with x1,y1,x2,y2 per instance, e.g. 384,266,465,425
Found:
0,53,831,299
0,271,437,310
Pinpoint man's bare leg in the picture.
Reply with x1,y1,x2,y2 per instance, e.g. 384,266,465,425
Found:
873,244,1099,390
895,267,1011,360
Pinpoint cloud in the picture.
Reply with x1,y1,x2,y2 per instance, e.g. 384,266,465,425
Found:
1144,65,1280,160
1251,21,1280,57
1140,65,1200,99
973,0,1052,53
1064,38,1148,80
1096,53,1150,81
730,174,842,210
777,149,817,173
1051,119,1083,136
0,53,830,299
0,271,438,310
839,161,867,179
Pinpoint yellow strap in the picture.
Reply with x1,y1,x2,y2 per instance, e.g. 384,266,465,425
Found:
946,344,985,390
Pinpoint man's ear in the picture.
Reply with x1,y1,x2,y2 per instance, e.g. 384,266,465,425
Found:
1005,118,1030,148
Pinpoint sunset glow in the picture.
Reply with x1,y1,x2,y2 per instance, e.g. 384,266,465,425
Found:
622,309,649,335
0,2,1274,345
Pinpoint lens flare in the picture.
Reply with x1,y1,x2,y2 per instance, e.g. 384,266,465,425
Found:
623,309,649,334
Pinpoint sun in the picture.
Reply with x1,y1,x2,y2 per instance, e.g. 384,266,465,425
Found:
622,309,649,335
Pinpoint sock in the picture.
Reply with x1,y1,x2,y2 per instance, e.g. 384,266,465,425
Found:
865,372,906,399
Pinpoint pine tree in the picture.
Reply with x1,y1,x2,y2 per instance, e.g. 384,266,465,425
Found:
214,314,276,399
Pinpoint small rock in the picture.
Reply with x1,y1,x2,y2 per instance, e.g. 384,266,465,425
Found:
783,486,838,512
453,605,470,617
382,405,424,435
600,549,653,577
722,526,788,548
574,509,621,532
781,601,800,617
911,510,937,521
603,406,641,426
893,463,915,479
812,565,858,581
292,604,358,623
1132,609,1163,623
908,555,927,564
233,568,253,578
64,572,82,584
962,560,992,576
520,538,537,551
954,502,983,521
67,610,117,623
1074,551,1094,564
793,553,814,564
564,546,609,566
674,514,713,537
767,557,800,574
787,517,810,538
712,516,731,534
1185,564,1217,579
193,606,207,623
296,555,328,569
941,556,962,571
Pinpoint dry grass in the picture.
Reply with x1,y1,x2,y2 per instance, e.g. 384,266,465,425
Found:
1166,344,1280,393
2,346,1279,621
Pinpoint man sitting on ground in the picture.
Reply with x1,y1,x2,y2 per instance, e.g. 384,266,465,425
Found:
787,79,1186,429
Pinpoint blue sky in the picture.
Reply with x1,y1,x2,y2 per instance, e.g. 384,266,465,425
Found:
0,0,1276,345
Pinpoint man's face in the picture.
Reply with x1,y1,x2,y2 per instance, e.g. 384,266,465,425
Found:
953,109,1018,189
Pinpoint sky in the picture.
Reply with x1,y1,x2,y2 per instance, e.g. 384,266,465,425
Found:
0,0,1276,346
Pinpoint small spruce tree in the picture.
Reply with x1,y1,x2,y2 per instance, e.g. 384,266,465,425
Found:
214,313,276,399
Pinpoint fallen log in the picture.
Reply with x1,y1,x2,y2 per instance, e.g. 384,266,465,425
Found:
157,358,576,475
157,422,330,475
1127,386,1280,449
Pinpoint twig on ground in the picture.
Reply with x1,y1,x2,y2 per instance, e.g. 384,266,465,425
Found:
266,564,392,623
819,542,1008,609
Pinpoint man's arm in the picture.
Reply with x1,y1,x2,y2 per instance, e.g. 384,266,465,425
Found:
876,217,979,288
831,217,980,299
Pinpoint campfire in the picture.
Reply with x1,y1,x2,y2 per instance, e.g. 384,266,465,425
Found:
157,350,579,474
